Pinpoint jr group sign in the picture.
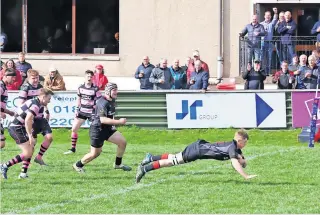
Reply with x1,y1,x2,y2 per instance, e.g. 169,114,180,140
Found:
166,93,287,129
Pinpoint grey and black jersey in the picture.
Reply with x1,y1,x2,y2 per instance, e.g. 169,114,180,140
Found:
91,96,116,129
182,139,243,163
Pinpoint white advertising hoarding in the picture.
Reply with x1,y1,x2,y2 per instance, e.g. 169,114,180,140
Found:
166,93,287,129
2,92,91,128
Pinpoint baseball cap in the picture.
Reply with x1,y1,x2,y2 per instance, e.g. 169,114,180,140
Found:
96,64,104,69
49,66,57,72
254,59,261,63
193,50,200,57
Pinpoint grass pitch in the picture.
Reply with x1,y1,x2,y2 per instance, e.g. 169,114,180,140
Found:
1,127,320,214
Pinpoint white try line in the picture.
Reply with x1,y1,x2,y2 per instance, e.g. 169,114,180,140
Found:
9,147,302,214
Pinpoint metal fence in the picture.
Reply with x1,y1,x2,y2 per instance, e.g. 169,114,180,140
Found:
239,36,318,75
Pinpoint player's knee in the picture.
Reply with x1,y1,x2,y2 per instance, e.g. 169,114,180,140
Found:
0,141,5,149
118,139,127,149
45,134,53,143
23,149,33,158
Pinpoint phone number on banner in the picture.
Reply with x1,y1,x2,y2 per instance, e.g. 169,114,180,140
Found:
4,92,91,128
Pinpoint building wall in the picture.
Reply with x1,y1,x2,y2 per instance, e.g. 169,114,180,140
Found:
1,0,251,78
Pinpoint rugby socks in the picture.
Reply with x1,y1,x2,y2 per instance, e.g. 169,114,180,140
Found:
144,161,160,172
115,157,122,165
76,160,84,168
151,153,168,162
36,141,50,159
5,154,25,168
21,158,31,173
71,132,78,151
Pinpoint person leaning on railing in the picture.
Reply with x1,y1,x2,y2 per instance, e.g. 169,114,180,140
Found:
277,11,297,64
272,60,295,89
311,19,320,46
242,60,266,90
239,15,266,66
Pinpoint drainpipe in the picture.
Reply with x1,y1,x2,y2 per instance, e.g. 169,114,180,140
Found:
216,0,224,84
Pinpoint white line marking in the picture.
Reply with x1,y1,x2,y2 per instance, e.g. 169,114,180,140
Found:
9,147,301,214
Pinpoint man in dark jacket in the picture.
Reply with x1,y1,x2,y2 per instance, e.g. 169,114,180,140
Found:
311,19,320,43
277,11,297,64
149,58,173,90
272,60,295,89
189,60,209,92
242,60,266,90
134,56,155,90
15,52,32,83
170,59,187,89
240,15,266,66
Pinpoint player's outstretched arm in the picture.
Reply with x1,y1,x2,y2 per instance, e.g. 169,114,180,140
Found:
100,117,126,126
231,158,257,180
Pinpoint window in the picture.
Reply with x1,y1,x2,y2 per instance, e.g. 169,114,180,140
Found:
28,0,72,53
297,8,320,36
1,0,119,55
76,0,119,54
1,0,23,52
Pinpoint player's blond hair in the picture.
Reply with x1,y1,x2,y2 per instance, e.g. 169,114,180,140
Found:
27,69,39,77
39,88,54,96
236,129,249,140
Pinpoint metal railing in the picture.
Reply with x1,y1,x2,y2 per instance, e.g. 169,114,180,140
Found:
239,36,318,75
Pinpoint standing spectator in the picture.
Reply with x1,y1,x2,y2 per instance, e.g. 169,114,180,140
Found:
260,8,278,76
278,11,297,64
304,55,320,89
93,64,108,90
169,59,187,89
181,57,192,73
149,58,173,90
242,60,266,90
134,56,155,90
311,19,320,44
0,59,22,90
240,15,266,67
272,60,295,89
15,52,32,83
317,48,320,66
186,50,209,82
189,60,209,92
294,54,308,89
289,55,299,73
274,11,285,64
0,28,7,52
44,67,66,91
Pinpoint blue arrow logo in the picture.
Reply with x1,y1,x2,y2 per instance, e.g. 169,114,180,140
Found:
255,94,273,127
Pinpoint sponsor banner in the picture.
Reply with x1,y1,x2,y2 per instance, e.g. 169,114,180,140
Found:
2,92,91,128
291,91,320,128
166,93,287,129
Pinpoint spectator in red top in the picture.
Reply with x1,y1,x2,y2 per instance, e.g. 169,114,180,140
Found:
93,64,108,90
186,50,209,81
0,59,23,90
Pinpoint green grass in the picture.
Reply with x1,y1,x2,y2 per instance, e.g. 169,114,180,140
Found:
1,127,320,214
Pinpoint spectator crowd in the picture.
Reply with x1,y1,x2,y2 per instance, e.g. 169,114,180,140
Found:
240,7,320,90
1,7,320,92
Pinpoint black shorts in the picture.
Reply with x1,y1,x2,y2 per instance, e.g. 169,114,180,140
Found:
8,126,29,144
182,139,209,163
0,122,5,141
89,125,117,148
76,111,92,121
32,118,52,138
